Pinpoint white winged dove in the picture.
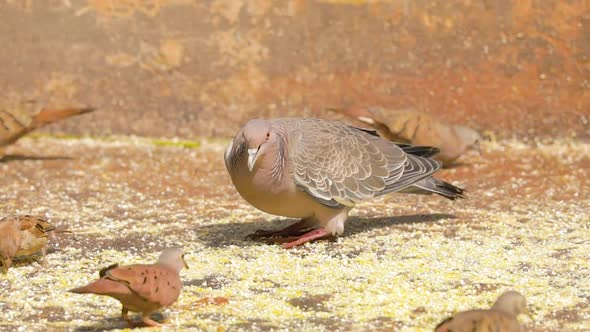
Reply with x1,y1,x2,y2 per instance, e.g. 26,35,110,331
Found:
225,118,464,248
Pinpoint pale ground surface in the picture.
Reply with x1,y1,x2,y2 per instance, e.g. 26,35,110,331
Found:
0,136,588,331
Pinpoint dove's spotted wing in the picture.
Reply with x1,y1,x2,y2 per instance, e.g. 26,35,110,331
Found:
106,264,182,307
281,118,439,207
224,128,246,172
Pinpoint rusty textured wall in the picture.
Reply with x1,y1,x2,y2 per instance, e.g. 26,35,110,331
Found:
0,0,588,139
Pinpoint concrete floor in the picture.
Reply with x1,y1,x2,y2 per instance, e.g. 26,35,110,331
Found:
0,136,588,331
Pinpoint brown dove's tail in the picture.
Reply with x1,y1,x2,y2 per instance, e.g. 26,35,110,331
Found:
69,278,127,295
69,280,108,294
69,263,122,294
401,177,466,200
31,107,95,128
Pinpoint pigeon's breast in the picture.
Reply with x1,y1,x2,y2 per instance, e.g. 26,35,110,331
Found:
228,158,317,219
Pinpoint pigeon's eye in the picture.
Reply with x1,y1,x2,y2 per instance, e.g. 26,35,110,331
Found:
265,132,270,140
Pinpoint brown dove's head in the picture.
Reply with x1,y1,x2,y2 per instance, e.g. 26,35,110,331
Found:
491,291,529,317
242,119,275,172
454,125,481,152
157,248,188,272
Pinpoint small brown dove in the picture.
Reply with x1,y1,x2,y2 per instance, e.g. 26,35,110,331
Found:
435,291,530,332
0,99,94,156
0,215,56,273
331,107,481,166
225,118,464,249
69,248,188,327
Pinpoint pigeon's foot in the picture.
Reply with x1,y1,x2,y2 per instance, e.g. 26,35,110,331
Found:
281,228,334,249
248,219,313,239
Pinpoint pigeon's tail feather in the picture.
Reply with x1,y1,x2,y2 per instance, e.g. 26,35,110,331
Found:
397,144,440,158
401,177,466,200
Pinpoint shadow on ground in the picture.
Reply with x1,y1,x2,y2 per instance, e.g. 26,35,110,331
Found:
0,154,72,163
193,213,456,248
74,312,166,331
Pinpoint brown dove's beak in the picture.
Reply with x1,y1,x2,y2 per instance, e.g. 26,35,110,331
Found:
247,148,260,172
182,255,189,269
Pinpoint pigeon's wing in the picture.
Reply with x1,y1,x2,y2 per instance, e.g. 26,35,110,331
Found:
224,128,246,172
435,310,521,332
397,144,440,158
283,118,440,207
378,153,442,196
106,264,181,306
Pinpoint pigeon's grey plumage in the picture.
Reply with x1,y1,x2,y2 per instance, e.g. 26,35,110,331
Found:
225,118,464,248
435,291,529,332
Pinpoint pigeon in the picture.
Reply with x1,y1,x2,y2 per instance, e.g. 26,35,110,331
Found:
435,291,530,332
224,118,464,248
69,248,188,327
0,215,56,273
0,99,94,156
330,107,481,166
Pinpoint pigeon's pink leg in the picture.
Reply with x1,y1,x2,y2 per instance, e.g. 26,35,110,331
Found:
249,219,314,239
281,228,332,249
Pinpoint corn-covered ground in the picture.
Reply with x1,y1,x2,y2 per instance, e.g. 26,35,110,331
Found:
0,136,588,331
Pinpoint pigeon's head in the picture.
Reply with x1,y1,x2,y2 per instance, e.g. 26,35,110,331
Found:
455,125,481,153
492,291,530,317
242,119,274,172
157,248,189,272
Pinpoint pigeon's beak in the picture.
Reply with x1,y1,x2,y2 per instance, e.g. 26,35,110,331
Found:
247,148,260,172
182,255,189,270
